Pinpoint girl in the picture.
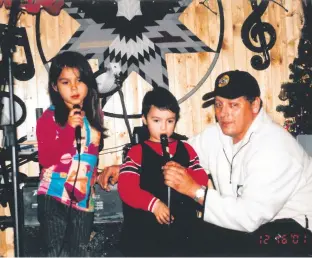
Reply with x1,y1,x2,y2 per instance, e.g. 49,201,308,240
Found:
36,51,106,257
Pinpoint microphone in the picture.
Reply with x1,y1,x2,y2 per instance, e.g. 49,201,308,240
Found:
160,134,171,225
160,134,170,161
73,104,81,154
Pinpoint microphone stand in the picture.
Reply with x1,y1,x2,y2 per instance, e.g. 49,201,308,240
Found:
1,0,24,256
115,73,133,144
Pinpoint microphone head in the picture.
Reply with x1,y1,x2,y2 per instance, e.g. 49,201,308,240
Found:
160,134,168,145
73,104,81,115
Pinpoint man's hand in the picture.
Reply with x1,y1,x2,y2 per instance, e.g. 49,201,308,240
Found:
163,161,199,199
152,200,174,225
97,165,120,191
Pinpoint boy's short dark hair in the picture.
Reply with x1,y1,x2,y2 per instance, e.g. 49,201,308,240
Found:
142,87,180,121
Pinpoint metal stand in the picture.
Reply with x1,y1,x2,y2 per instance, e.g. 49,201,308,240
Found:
1,0,24,256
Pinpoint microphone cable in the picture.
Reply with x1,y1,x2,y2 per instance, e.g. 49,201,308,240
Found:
57,140,82,256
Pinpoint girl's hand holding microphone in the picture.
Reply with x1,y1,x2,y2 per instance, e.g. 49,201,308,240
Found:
68,105,84,129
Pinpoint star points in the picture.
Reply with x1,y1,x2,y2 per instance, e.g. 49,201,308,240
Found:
62,0,214,88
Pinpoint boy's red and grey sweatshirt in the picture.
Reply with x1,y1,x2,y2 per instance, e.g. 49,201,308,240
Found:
118,139,209,212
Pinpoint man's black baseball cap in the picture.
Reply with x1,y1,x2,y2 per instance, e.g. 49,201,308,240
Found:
202,70,261,101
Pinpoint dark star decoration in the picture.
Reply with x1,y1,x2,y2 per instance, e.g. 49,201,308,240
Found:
61,0,215,89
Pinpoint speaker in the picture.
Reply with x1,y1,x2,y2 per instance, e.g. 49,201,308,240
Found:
22,182,123,257
22,182,123,226
93,184,123,224
22,183,39,226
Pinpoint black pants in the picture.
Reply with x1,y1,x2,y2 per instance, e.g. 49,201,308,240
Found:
37,195,94,257
120,221,199,257
196,218,312,257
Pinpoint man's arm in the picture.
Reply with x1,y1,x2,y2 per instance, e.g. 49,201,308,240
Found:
163,161,206,205
203,149,302,232
163,126,219,204
164,149,303,232
97,165,120,191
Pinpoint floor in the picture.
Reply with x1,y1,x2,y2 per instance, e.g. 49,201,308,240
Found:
23,222,124,257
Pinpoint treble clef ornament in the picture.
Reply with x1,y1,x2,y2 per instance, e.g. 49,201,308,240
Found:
241,0,276,70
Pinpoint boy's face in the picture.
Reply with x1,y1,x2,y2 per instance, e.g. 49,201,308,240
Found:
142,105,177,142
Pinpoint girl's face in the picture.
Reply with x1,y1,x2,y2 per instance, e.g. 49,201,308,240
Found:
142,105,177,142
53,67,88,109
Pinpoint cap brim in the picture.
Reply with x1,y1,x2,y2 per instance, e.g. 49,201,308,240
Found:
202,91,216,101
202,99,215,109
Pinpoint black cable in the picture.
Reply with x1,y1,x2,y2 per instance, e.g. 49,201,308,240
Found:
102,111,141,119
100,148,123,155
200,0,217,15
270,0,288,12
116,84,133,143
35,11,50,73
57,152,81,257
99,143,127,152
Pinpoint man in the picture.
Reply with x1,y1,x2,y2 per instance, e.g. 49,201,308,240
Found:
100,70,312,256
163,70,312,256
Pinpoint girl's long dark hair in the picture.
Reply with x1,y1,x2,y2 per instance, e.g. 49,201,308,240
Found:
48,51,107,139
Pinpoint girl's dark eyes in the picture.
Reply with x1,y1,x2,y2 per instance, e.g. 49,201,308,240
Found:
59,79,83,85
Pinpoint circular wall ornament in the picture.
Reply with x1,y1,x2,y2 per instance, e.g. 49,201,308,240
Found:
36,0,224,119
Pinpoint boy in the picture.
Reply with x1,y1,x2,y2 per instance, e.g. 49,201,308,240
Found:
117,87,209,256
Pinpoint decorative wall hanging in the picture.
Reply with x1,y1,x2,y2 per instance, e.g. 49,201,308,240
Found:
241,0,287,70
37,0,224,119
61,0,212,88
